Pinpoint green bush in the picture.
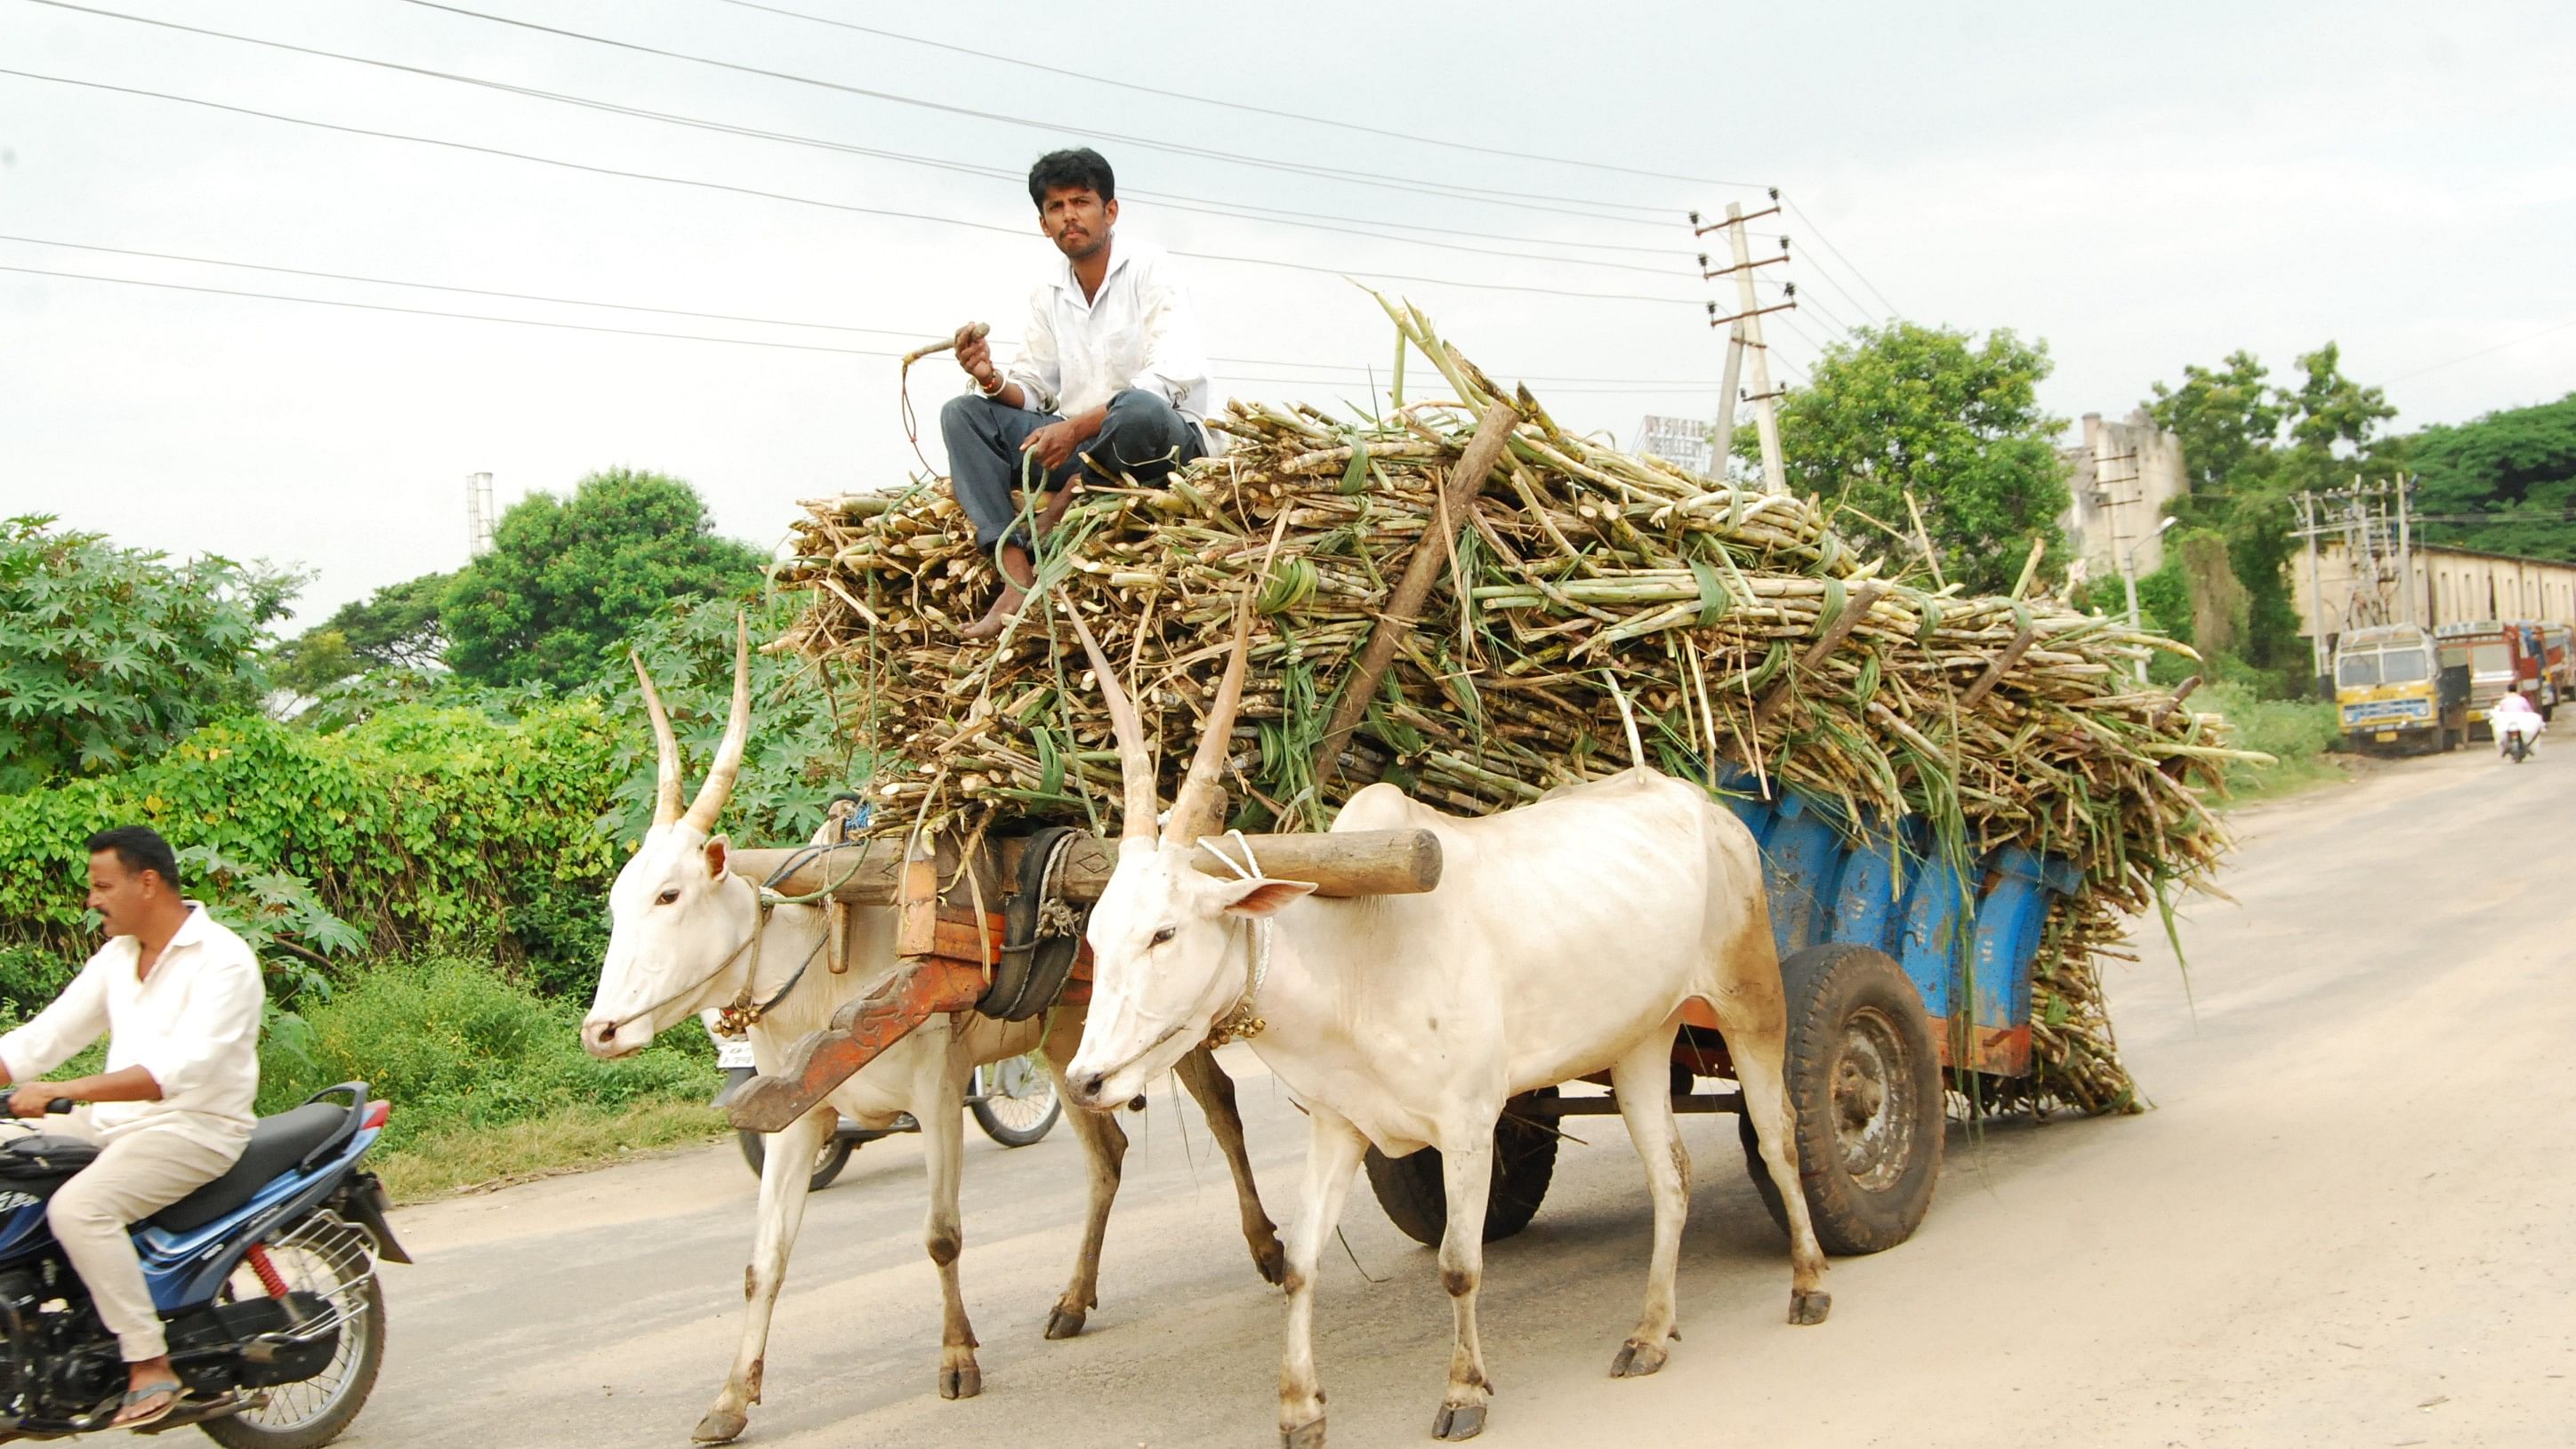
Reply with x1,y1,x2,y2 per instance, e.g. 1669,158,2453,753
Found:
256,958,708,1153
0,701,624,1012
2204,680,2342,797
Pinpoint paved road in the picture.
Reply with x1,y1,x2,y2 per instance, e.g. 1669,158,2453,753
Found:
353,745,2576,1448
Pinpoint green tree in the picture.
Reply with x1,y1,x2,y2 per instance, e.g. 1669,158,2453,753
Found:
1744,321,2072,594
440,470,765,689
2144,342,2403,692
2407,393,2576,560
275,572,454,696
0,515,296,790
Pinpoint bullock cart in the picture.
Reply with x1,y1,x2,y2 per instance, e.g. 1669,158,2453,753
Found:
723,785,2071,1257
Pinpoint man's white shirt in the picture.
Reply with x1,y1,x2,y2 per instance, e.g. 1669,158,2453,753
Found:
0,904,264,1153
1001,242,1217,450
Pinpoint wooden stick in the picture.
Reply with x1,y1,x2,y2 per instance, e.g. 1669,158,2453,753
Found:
1311,398,1520,793
1959,623,2041,708
1753,582,1886,726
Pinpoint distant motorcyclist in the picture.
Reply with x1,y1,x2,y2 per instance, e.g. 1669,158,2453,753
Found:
2492,690,2543,756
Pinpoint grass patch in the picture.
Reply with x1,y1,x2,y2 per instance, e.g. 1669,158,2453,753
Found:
257,956,720,1201
368,1097,725,1203
2205,681,2349,803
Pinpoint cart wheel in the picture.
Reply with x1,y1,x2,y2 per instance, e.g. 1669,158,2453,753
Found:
737,1129,857,1193
1741,943,1941,1255
1364,1087,1558,1247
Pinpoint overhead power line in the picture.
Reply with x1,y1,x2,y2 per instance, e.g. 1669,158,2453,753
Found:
0,262,908,356
0,69,1700,307
1782,196,1899,317
25,0,1711,274
2385,318,2576,383
0,236,1724,390
8,263,1709,398
707,0,1766,191
388,0,1689,224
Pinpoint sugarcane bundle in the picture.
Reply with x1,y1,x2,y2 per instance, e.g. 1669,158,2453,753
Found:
774,301,2256,1114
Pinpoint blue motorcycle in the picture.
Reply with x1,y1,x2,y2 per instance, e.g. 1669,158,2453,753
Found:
0,1083,407,1445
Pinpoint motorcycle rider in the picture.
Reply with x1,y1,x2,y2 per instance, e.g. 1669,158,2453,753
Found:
0,826,263,1429
2493,689,2543,757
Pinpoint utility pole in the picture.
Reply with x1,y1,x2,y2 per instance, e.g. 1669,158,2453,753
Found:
1692,195,1796,493
466,471,496,559
2394,472,2415,629
1712,322,1743,478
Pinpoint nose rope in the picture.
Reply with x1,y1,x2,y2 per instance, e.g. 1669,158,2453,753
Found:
1195,831,1272,1047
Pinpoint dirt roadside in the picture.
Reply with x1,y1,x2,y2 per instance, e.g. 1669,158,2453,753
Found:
362,745,2576,1448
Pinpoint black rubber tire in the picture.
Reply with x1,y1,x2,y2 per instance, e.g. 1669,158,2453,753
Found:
970,1056,1062,1147
737,1129,856,1193
1741,942,1942,1256
1364,1088,1559,1247
197,1278,385,1449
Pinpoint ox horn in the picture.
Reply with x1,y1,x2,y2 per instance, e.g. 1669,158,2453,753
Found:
1063,604,1160,842
1166,600,1252,847
680,614,753,834
631,651,686,828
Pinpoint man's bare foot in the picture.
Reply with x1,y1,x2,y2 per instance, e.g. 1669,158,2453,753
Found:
961,587,1025,641
962,543,1036,641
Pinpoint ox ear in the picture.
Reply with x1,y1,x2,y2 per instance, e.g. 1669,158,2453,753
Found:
703,835,730,879
1213,876,1316,919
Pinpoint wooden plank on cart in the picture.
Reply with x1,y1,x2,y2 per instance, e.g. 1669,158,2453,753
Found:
731,826,1444,906
724,957,987,1132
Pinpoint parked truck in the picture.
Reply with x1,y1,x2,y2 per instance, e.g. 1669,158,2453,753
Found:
2335,623,2470,754
2435,620,2561,737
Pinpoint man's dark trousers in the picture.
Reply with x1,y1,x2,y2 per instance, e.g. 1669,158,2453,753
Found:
940,389,1204,550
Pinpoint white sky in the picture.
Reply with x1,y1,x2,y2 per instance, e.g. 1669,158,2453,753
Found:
4,0,2571,625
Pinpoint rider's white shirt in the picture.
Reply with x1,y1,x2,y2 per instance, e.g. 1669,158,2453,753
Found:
0,904,263,1152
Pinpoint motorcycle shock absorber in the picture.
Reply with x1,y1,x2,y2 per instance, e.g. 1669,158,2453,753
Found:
244,1244,289,1300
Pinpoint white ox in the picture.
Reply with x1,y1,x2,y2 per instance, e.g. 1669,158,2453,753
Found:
1056,610,1831,1447
580,624,1285,1444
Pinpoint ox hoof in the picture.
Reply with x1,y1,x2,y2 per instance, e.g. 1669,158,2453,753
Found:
1789,1289,1833,1326
691,1408,748,1444
1281,1416,1327,1449
1253,1236,1288,1287
1610,1337,1670,1378
1044,1305,1088,1340
1431,1402,1487,1441
938,1363,983,1400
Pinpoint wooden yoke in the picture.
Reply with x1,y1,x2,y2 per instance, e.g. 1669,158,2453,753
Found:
1310,398,1522,796
722,827,1445,1131
729,827,1443,905
725,959,988,1133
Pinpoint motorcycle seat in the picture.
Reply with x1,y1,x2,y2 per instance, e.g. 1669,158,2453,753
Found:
149,1103,350,1234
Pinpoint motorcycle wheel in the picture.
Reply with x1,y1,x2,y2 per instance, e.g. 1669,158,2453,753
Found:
970,1052,1062,1147
737,1129,857,1192
197,1218,387,1449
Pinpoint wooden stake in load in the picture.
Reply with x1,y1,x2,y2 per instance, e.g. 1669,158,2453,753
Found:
1310,398,1521,796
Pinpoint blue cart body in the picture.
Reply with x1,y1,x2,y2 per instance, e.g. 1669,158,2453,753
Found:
1717,768,2082,1076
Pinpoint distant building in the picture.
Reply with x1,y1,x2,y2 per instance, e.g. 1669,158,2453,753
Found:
2057,410,2188,589
2291,539,2576,651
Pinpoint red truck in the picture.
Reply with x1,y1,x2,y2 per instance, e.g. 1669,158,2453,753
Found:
2435,619,2574,734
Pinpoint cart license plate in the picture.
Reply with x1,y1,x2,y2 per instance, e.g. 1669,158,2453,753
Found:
716,1040,756,1070
2375,730,2397,743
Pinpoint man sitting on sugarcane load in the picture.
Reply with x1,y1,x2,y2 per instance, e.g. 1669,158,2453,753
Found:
942,147,1215,640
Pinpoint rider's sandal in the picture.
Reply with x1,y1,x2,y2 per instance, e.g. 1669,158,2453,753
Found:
112,1380,185,1429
